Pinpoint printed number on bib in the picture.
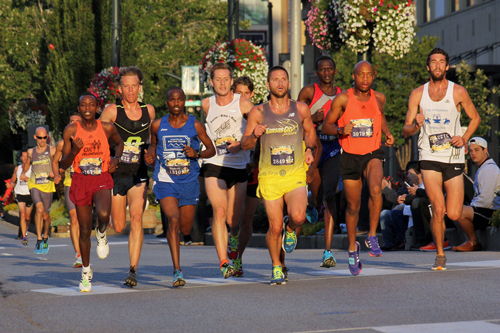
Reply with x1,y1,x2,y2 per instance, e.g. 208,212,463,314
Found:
270,146,295,166
166,159,190,176
350,119,373,138
35,173,49,184
429,133,452,152
317,125,336,141
215,136,236,156
122,136,144,164
79,158,103,176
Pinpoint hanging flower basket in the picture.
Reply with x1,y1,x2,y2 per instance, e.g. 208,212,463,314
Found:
199,39,269,103
87,67,120,113
305,0,342,51
9,99,47,134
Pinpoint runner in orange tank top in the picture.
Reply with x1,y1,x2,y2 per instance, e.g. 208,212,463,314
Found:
56,92,123,292
323,61,394,276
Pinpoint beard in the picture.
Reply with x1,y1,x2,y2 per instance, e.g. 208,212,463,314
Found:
429,69,446,81
270,88,288,99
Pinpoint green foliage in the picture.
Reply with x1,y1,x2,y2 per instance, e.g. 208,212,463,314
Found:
3,203,19,212
300,221,325,236
490,209,500,228
49,199,70,226
457,61,500,140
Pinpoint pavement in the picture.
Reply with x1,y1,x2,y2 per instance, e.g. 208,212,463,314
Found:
1,220,500,333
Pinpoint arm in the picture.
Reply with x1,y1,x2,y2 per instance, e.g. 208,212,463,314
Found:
402,86,424,138
21,149,32,181
145,118,160,166
59,125,81,170
241,105,265,150
52,140,64,184
227,96,255,154
146,104,156,144
453,85,480,147
375,92,394,147
297,102,318,166
99,104,118,123
306,136,323,184
298,85,324,124
9,166,18,188
201,97,210,119
322,92,348,136
193,119,216,159
102,122,124,173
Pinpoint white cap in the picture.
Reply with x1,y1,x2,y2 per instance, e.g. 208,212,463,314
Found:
468,137,487,149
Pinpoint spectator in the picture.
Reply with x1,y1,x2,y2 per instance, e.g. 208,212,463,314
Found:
452,137,500,251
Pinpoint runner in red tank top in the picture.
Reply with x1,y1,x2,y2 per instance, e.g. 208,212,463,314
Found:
323,61,394,276
57,92,124,292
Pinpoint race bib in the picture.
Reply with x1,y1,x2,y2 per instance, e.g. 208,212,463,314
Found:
35,172,49,185
317,124,336,141
79,158,103,176
215,136,236,156
429,133,452,152
166,159,190,176
122,142,141,164
350,119,373,138
270,146,295,166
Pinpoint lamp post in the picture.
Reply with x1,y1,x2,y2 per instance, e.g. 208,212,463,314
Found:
228,0,240,40
111,0,120,67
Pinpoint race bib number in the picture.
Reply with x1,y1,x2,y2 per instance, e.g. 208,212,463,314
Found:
35,173,49,185
79,158,102,176
122,136,144,164
270,146,295,166
317,124,336,141
429,133,452,152
215,136,236,156
166,159,190,176
350,119,373,138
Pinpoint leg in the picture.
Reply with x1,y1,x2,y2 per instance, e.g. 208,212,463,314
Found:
205,177,230,263
34,202,44,240
160,197,182,271
18,202,28,238
343,178,363,252
363,158,384,237
126,183,147,271
421,170,446,256
111,194,128,233
226,181,247,230
453,206,477,243
321,155,340,251
284,186,308,231
69,209,81,256
264,197,285,267
93,189,112,232
238,196,258,256
75,205,94,268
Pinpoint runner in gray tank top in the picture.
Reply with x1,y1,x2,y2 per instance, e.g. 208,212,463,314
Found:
403,48,480,270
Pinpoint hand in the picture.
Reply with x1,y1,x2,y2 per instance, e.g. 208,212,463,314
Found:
382,178,390,189
385,133,394,147
49,171,54,178
451,136,466,148
415,110,425,128
108,157,119,173
182,146,197,158
311,109,324,124
71,136,84,154
252,124,267,138
304,149,314,166
54,174,61,185
407,185,418,196
227,141,241,154
144,149,155,165
397,194,407,204
342,123,353,135
20,173,28,181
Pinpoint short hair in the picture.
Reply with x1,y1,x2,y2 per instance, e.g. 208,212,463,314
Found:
406,161,420,174
117,66,144,84
233,76,254,92
21,148,28,154
80,91,97,102
267,66,289,82
209,63,233,80
69,110,82,118
427,48,449,67
315,56,336,71
166,86,185,99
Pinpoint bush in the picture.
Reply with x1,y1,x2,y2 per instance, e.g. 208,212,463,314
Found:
490,209,500,228
49,199,70,226
3,203,19,212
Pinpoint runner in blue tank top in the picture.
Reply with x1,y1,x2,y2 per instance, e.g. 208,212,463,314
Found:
145,87,215,287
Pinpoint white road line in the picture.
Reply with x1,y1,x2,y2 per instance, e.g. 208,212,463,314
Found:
446,260,500,267
0,247,5,249
108,241,129,245
47,244,68,248
32,285,137,296
1,253,13,256
374,320,500,333
309,268,421,277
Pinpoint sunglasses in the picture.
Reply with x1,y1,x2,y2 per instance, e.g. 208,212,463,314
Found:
36,136,48,140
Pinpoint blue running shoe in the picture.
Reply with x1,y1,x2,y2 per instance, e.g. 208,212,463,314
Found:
34,240,42,254
320,250,337,268
41,238,49,255
282,217,297,253
220,263,235,279
348,241,362,276
270,265,286,285
306,206,318,224
365,235,383,257
172,270,186,287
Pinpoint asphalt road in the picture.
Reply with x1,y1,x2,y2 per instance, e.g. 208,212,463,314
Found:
1,220,500,333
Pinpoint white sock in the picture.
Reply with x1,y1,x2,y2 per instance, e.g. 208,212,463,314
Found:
97,228,105,237
82,265,91,274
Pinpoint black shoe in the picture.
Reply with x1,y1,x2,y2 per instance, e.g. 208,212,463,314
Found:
124,267,138,288
156,232,166,238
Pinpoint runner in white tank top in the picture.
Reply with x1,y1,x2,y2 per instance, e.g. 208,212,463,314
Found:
201,63,254,278
10,150,33,245
403,48,480,270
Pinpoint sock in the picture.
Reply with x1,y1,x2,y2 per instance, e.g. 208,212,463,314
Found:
97,228,105,236
82,266,91,274
220,259,229,268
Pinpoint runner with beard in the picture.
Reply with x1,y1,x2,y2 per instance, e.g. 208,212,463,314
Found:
403,48,480,270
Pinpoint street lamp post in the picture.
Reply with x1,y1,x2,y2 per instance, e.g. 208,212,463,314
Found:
111,0,120,67
228,0,240,40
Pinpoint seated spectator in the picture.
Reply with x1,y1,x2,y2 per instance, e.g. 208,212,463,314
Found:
452,137,500,251
380,162,424,250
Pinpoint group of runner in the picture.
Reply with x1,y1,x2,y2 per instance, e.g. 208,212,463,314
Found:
11,47,480,290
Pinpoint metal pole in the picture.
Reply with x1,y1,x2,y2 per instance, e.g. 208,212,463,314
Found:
111,0,120,67
228,0,240,40
290,0,301,99
268,1,273,67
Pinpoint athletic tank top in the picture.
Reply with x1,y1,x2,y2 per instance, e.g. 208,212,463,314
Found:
73,121,110,175
28,145,55,192
337,89,382,155
204,94,249,169
153,115,200,184
15,164,31,195
258,101,306,181
111,101,150,178
418,81,465,163
64,165,74,187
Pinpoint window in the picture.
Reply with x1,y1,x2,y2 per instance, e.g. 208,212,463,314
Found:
452,0,459,12
240,0,268,25
434,1,445,19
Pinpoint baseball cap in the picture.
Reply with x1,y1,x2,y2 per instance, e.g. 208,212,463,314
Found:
468,137,487,149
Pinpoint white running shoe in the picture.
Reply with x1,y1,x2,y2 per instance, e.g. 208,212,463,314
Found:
79,269,93,292
74,254,83,268
96,228,109,259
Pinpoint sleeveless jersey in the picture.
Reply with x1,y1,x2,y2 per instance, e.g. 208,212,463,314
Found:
310,84,342,158
258,101,306,181
64,165,74,187
204,94,249,169
28,145,55,192
112,101,150,178
153,115,200,184
418,81,465,164
73,120,110,175
15,164,31,195
337,89,382,155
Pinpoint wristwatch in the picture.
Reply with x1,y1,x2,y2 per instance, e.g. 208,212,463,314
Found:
196,150,202,158
115,156,122,163
306,146,314,155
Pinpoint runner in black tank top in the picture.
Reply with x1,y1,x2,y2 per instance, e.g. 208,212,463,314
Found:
100,66,156,288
